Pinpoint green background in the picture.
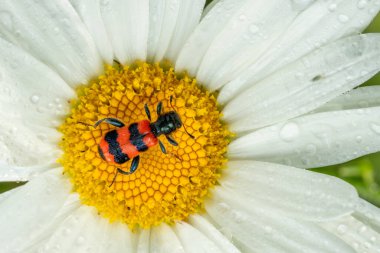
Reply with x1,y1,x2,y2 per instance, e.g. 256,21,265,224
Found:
0,6,380,207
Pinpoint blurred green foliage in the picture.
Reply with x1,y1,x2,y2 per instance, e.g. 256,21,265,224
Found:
0,4,379,208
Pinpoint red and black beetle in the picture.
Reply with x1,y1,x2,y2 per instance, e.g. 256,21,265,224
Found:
94,96,194,186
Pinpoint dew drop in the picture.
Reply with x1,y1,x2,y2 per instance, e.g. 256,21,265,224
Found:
249,24,260,34
238,14,246,21
30,95,40,104
338,14,349,23
358,225,367,234
356,135,363,143
76,236,85,246
100,0,109,6
337,224,348,235
264,225,273,234
328,3,337,11
279,122,300,142
292,0,314,10
360,70,369,76
305,144,317,155
357,0,367,9
63,228,71,236
364,241,372,249
370,122,380,134
232,212,245,223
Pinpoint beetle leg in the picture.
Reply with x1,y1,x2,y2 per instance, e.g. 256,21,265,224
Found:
109,157,140,187
94,118,125,128
130,156,140,174
166,135,178,146
170,153,182,161
157,101,163,116
159,140,167,154
109,168,125,187
144,104,151,121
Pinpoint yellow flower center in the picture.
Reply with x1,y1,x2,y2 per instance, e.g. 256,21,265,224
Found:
59,62,230,228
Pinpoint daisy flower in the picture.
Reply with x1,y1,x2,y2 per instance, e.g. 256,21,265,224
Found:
1,0,380,252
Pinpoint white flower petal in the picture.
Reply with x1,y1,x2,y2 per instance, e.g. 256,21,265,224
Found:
147,0,180,62
219,161,357,222
206,187,355,253
39,206,106,253
174,221,223,253
223,34,380,132
137,229,150,253
229,106,380,168
194,0,305,91
201,0,222,17
0,115,60,167
103,222,136,253
0,37,74,127
322,215,380,253
0,169,80,252
314,86,380,113
164,0,205,62
0,186,19,203
0,0,102,86
0,162,53,182
188,215,240,253
69,0,114,64
355,199,380,233
100,0,149,64
175,0,248,76
150,223,185,253
218,0,380,103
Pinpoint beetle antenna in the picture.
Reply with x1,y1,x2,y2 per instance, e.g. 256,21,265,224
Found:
78,121,93,127
169,95,195,139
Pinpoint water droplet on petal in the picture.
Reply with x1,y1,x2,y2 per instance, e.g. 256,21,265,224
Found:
357,0,368,9
360,70,369,76
30,95,40,104
279,122,300,142
328,3,337,11
101,0,109,6
76,236,85,246
305,144,317,155
249,24,259,34
63,228,71,236
358,225,367,234
370,122,380,134
337,224,348,235
264,225,273,234
238,14,246,21
338,14,349,23
356,136,363,143
292,0,314,10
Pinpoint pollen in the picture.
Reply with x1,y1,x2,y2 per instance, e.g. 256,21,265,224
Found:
59,62,231,229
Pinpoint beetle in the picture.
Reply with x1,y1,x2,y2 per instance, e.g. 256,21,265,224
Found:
94,96,193,186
